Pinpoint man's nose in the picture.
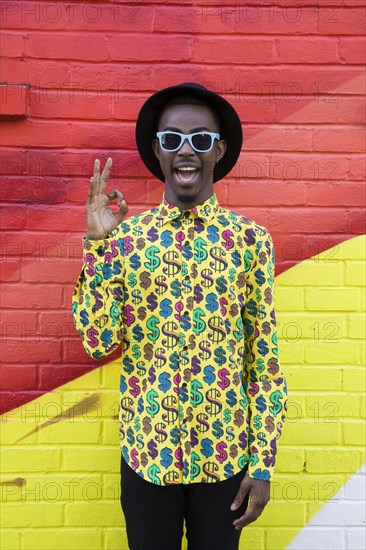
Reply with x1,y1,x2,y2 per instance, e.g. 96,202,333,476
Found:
178,137,195,155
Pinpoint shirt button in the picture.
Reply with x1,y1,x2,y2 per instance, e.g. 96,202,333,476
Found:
184,275,190,280
182,382,187,388
185,240,189,246
182,418,187,423
184,311,189,316
183,345,188,351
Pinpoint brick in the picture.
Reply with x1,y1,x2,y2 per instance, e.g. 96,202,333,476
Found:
304,394,360,420
277,38,337,63
306,341,360,365
63,447,118,472
307,184,365,207
38,364,96,391
0,84,28,116
22,529,103,550
280,259,345,285
154,6,317,35
30,89,113,120
152,67,364,96
0,178,68,204
247,126,312,152
105,528,132,550
0,32,24,57
191,37,274,64
313,128,365,153
2,120,71,148
1,232,80,260
287,367,343,391
1,502,63,527
0,448,61,473
65,501,122,527
0,365,37,390
264,528,307,550
339,37,366,64
0,284,63,308
0,58,29,82
305,288,361,311
283,421,341,445
305,449,364,473
101,420,119,445
345,261,366,285
343,422,366,446
0,206,27,230
275,448,305,473
38,420,101,444
0,339,61,363
0,531,21,549
275,288,305,311
0,261,20,282
109,34,190,62
1,2,153,33
29,33,109,60
271,208,349,233
278,313,346,341
67,63,153,93
271,474,345,503
349,155,365,180
318,7,366,35
260,501,306,526
343,368,366,392
276,96,366,125
70,122,134,149
264,153,350,182
308,501,366,525
228,182,306,206
28,59,71,87
27,206,86,234
23,258,81,283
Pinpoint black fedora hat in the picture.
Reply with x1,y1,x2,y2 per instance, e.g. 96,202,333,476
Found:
135,82,243,183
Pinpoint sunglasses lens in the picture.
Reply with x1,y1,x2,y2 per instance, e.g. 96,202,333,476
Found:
161,133,181,150
191,133,212,151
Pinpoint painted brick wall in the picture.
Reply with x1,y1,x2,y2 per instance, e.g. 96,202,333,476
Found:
0,1,365,549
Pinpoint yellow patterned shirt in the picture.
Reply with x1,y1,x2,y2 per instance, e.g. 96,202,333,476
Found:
72,191,288,485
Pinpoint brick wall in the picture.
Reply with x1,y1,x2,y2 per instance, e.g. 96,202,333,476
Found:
0,1,365,549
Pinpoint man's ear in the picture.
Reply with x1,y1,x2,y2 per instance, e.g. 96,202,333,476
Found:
152,138,160,160
217,139,227,162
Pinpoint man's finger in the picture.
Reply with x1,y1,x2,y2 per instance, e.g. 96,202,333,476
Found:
87,176,97,204
233,500,266,530
230,478,250,511
93,158,100,193
106,188,125,205
100,157,112,192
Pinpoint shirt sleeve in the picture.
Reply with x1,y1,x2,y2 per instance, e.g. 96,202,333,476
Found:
72,231,125,359
242,227,288,481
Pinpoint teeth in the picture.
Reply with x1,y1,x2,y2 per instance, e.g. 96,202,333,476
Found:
177,167,197,171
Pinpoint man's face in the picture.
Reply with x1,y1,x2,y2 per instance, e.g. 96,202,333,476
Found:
152,103,226,208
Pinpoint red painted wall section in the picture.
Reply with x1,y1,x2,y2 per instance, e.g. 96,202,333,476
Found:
0,1,365,414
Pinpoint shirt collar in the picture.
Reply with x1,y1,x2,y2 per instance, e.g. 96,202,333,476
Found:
157,191,220,225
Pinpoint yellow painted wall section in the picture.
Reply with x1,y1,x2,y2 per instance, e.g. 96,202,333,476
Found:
1,236,365,550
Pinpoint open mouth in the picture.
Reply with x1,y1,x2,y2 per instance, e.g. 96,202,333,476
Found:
174,166,200,184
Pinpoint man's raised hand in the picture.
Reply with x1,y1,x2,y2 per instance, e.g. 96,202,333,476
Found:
85,158,128,240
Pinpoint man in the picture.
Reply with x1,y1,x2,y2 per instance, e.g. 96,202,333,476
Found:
72,82,288,550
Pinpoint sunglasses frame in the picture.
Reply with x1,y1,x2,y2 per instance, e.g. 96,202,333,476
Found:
156,131,221,153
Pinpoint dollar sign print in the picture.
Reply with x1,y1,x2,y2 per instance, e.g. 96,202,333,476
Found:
269,390,283,416
144,246,161,272
146,389,160,418
216,441,228,464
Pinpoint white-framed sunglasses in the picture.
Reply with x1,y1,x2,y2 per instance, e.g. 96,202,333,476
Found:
156,131,220,153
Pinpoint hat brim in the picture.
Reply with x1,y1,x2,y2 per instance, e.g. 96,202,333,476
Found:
135,82,243,183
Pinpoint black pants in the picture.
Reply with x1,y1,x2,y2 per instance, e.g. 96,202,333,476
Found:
120,454,249,550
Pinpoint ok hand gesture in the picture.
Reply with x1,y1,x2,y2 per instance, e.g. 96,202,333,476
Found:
85,158,128,240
